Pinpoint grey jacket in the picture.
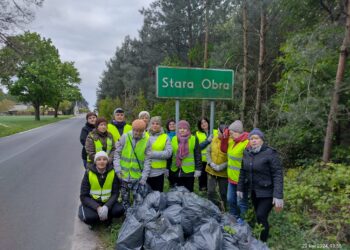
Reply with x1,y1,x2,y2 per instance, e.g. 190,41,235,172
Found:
143,129,172,178
113,131,151,182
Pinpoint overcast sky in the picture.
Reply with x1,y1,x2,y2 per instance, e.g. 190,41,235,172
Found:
28,0,153,110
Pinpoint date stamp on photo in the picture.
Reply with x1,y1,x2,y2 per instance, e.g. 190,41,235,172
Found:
301,243,342,249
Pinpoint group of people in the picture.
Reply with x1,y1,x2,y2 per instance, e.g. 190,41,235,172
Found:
78,108,284,242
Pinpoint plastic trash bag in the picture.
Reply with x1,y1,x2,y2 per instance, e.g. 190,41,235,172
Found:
133,182,153,206
162,204,182,225
134,204,159,223
166,191,183,206
249,238,270,250
221,232,239,250
144,217,184,250
182,219,222,250
143,191,167,211
116,214,144,250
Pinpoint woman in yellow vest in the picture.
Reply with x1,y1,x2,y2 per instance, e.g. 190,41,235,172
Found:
195,117,215,191
206,124,229,210
107,108,132,143
79,151,124,227
226,120,249,221
85,117,115,169
113,119,151,210
142,116,172,192
169,120,202,192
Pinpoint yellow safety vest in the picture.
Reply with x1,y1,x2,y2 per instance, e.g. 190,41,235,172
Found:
151,134,167,169
87,137,113,162
120,132,149,180
196,130,218,162
88,170,115,202
227,138,249,183
205,136,228,178
108,123,132,142
171,135,196,173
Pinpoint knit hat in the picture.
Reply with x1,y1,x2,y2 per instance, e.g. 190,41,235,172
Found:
229,120,243,133
132,119,146,130
249,128,265,140
94,151,108,163
95,117,107,128
113,107,124,114
150,116,162,125
138,111,150,119
178,120,190,130
86,112,97,120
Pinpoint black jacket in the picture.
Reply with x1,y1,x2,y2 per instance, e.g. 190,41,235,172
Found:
80,163,120,211
79,122,95,160
237,144,283,199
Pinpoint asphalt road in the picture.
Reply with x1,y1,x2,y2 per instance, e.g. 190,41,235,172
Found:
0,116,86,250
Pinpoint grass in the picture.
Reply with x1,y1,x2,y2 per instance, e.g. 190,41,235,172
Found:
0,115,73,138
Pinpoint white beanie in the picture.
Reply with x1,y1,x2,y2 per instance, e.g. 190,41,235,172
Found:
229,120,243,133
94,151,108,163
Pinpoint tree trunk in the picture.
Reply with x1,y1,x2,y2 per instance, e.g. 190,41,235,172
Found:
187,0,193,66
33,102,40,121
322,1,350,163
253,1,266,128
54,101,60,118
241,0,248,123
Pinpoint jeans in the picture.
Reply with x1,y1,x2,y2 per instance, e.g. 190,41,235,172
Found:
227,182,248,218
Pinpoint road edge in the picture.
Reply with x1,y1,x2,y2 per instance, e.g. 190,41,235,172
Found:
71,216,104,250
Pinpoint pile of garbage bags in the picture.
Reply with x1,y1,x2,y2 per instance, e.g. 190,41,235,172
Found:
116,186,269,250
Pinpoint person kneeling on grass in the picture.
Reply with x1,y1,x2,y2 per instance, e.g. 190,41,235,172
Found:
78,151,124,227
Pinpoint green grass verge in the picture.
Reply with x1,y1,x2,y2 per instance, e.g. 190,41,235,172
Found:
0,115,73,138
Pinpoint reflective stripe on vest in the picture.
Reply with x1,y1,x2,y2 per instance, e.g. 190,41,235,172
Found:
108,123,132,142
151,134,167,169
227,139,249,182
171,135,196,173
87,137,113,162
196,130,218,162
88,170,115,202
120,132,149,180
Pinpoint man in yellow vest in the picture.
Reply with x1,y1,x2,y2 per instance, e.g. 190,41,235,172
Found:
79,151,124,227
113,119,151,210
227,120,249,221
108,108,132,143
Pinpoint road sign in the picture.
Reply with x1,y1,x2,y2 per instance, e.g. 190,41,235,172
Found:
156,66,234,100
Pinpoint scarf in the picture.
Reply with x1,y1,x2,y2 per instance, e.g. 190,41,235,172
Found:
176,131,191,167
232,132,249,148
167,131,176,140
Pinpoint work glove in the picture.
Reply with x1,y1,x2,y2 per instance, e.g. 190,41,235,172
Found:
100,205,109,221
194,170,201,178
139,178,146,185
116,173,122,180
272,198,284,212
237,191,243,199
207,134,213,143
223,128,230,139
212,164,221,172
164,169,169,177
97,206,107,221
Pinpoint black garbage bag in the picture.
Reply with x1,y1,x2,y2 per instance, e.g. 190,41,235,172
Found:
143,191,167,211
134,204,159,223
181,192,221,236
221,232,239,250
133,182,153,206
162,204,182,225
182,219,222,250
166,190,184,206
144,216,184,250
172,186,190,193
249,238,270,250
116,214,144,250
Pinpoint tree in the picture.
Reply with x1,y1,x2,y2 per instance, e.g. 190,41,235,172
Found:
0,32,69,120
323,1,350,163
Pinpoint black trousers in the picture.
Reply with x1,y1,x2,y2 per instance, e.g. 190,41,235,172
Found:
147,174,165,192
207,173,228,207
78,202,124,225
251,191,273,242
198,162,208,190
168,170,194,192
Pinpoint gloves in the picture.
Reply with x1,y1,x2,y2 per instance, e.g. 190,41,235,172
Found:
139,178,146,185
212,164,220,171
272,198,284,212
164,169,169,177
194,170,201,178
237,191,243,199
97,205,108,221
207,134,213,142
223,128,230,139
116,172,122,180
